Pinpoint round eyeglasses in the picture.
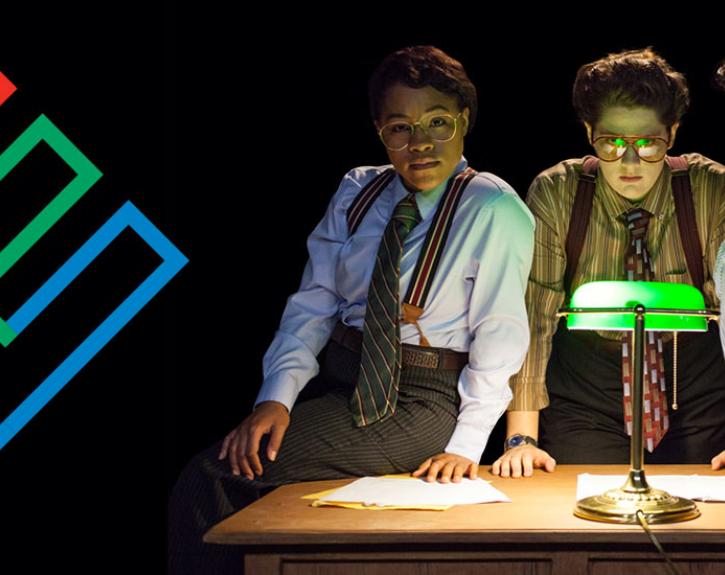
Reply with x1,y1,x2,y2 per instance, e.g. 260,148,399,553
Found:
592,135,669,163
378,113,461,151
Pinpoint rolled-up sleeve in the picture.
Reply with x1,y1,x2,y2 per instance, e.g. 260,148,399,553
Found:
507,175,567,411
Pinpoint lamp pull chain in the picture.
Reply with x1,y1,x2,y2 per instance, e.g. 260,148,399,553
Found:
672,331,679,411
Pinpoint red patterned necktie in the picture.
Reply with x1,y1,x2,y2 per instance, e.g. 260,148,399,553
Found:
352,192,421,426
622,208,669,452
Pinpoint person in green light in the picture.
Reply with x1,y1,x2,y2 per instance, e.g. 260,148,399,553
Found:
492,48,725,477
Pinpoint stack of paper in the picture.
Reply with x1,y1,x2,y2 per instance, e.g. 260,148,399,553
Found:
307,476,510,510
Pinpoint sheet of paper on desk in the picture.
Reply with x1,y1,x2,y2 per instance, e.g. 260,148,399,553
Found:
318,476,511,507
577,474,725,502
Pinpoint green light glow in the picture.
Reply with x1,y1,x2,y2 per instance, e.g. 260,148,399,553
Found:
567,281,708,332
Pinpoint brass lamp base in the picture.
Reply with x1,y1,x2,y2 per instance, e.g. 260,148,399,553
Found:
575,480,700,524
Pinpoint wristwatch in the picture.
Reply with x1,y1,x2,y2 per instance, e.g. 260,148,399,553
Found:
503,434,538,451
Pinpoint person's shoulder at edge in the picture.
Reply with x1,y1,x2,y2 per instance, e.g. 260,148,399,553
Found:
680,152,725,178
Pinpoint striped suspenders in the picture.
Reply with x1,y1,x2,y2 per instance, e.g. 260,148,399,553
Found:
347,167,477,345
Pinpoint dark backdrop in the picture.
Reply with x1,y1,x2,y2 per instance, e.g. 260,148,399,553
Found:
0,6,723,573
0,2,173,573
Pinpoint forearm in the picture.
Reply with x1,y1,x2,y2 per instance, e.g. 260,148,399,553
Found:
505,410,539,440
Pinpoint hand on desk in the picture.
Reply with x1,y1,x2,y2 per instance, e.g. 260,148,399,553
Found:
491,445,556,478
218,401,290,479
712,450,725,471
412,452,478,483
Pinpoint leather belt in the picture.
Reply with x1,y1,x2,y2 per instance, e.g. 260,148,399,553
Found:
330,322,468,371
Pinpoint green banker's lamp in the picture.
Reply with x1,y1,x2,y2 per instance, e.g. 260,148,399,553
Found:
559,281,719,524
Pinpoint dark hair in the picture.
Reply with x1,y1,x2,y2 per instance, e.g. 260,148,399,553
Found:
714,60,725,93
368,45,477,134
572,48,690,128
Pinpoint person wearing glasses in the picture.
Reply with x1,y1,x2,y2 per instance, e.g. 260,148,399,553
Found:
492,48,725,478
169,45,534,573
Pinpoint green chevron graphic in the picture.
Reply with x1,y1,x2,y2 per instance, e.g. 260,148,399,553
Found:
0,114,102,282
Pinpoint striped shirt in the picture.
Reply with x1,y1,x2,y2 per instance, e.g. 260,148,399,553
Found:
509,153,725,411
716,240,725,357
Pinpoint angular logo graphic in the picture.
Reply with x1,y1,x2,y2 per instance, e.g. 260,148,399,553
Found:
0,71,16,106
0,72,187,450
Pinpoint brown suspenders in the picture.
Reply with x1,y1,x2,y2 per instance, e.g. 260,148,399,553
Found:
564,156,704,299
347,167,477,345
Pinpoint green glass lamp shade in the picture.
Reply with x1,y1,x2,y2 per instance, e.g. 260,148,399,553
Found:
567,281,708,332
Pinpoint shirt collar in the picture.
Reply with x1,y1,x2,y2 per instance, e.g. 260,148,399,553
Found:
393,156,468,219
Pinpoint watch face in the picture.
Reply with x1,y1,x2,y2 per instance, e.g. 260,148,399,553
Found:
508,435,524,447
505,434,538,450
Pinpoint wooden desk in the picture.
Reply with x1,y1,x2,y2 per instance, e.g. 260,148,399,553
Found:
205,465,725,574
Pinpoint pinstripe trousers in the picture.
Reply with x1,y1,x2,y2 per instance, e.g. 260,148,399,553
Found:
168,340,462,575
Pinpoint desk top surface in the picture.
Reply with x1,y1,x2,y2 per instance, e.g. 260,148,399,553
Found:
205,465,725,545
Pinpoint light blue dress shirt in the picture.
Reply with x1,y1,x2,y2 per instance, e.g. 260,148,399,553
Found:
255,158,535,463
716,240,725,357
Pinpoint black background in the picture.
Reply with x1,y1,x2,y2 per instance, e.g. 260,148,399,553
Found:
0,3,173,572
0,5,723,573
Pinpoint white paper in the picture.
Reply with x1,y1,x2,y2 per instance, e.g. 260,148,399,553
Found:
577,474,725,502
319,476,511,507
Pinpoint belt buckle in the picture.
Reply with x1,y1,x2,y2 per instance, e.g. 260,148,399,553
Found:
403,348,439,369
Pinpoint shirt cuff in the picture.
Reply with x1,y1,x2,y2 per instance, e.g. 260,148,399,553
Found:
444,421,487,463
254,373,301,413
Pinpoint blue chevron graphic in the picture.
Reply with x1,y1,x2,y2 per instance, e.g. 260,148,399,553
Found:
0,201,188,449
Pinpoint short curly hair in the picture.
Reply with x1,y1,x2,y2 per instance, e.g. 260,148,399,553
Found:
572,47,690,128
368,45,477,134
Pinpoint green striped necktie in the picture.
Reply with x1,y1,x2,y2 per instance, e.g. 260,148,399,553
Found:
352,192,421,426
